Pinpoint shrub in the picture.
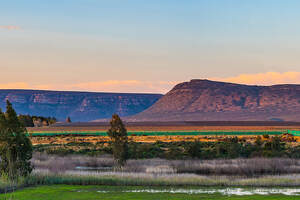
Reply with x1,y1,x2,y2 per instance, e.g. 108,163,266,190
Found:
184,140,202,158
263,134,270,139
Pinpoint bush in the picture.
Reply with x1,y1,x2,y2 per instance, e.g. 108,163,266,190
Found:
263,134,270,139
184,140,202,158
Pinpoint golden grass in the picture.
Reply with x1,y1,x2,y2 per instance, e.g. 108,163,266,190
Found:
30,134,300,146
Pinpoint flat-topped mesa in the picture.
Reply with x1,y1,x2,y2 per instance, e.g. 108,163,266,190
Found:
173,79,229,90
0,90,162,122
130,79,300,122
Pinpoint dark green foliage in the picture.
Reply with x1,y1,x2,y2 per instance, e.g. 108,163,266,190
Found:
18,115,34,127
263,134,270,139
107,114,128,167
18,115,57,127
0,101,33,179
46,148,75,156
164,145,184,159
185,140,202,158
211,137,241,158
288,145,300,158
32,116,57,126
128,142,165,159
263,136,285,157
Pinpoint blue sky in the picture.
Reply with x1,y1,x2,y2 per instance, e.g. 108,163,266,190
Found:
1,0,300,93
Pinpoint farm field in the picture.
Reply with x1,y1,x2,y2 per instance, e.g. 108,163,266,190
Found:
1,185,299,200
27,122,300,132
27,123,300,145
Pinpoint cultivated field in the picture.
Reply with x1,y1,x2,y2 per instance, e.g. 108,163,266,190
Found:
27,122,300,145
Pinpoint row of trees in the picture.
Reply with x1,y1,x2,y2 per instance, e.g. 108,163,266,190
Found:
18,115,57,127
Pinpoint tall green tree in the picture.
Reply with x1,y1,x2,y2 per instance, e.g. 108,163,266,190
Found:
0,101,33,179
107,114,128,168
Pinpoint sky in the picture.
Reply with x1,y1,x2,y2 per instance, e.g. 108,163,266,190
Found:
1,0,300,93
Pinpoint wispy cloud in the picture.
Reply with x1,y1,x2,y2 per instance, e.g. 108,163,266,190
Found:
37,80,177,94
0,80,177,94
0,25,21,30
213,71,300,86
1,72,300,93
0,82,30,89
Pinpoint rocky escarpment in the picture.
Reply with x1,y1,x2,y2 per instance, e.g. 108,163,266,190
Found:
0,90,162,121
130,79,300,121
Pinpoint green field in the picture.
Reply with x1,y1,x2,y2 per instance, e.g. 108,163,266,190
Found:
29,130,288,137
1,185,299,200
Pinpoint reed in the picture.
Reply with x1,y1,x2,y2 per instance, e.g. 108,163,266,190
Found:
32,153,300,176
23,171,300,187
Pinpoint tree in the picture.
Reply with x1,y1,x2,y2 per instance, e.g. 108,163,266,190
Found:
66,116,72,123
32,116,57,127
107,114,128,168
0,101,33,179
18,115,34,127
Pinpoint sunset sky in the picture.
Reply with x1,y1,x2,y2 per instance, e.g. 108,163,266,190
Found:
1,0,300,93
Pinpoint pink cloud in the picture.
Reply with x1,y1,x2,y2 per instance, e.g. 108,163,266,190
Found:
2,72,300,93
212,72,300,86
0,82,30,89
0,81,175,93
35,80,177,94
0,25,21,30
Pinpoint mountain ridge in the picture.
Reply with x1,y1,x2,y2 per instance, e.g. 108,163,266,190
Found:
128,79,300,122
0,89,162,121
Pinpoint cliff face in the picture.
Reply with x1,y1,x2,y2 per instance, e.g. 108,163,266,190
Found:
0,90,162,121
131,80,300,121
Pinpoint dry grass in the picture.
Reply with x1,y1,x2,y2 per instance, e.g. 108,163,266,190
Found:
32,153,114,173
31,153,300,176
171,158,300,176
27,170,300,187
30,134,300,145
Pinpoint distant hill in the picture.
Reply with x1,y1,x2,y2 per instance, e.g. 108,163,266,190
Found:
0,90,162,121
129,79,300,122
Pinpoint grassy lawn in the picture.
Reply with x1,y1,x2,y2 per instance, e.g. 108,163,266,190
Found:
1,185,299,200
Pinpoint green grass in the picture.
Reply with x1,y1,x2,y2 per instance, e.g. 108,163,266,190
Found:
2,173,300,199
1,185,298,200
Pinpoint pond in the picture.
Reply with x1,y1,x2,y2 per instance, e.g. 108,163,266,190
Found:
94,188,300,196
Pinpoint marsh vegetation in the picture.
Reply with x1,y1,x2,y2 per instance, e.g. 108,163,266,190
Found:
2,103,300,199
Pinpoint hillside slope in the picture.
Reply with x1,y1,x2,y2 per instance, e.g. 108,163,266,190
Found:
0,90,162,121
130,79,300,121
